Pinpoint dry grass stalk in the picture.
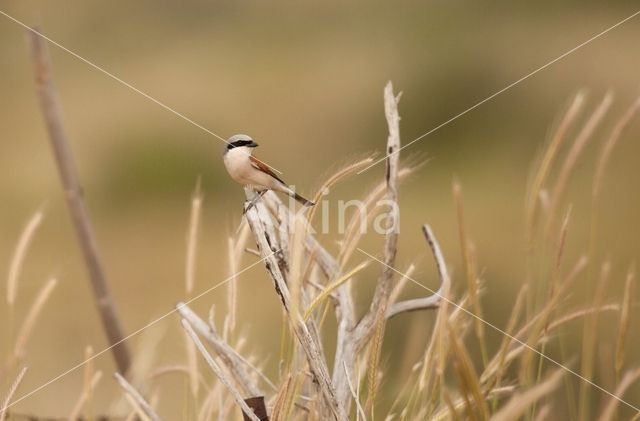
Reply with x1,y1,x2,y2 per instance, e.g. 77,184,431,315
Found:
481,284,528,389
343,362,366,421
526,91,586,245
288,213,309,321
448,320,489,420
615,266,635,377
181,319,261,421
13,277,57,361
452,181,487,365
597,368,640,421
492,368,565,421
307,155,377,224
28,27,131,375
79,345,97,420
186,179,203,296
270,374,294,421
303,260,370,321
592,96,640,199
579,261,612,418
68,370,103,421
185,330,200,399
184,181,203,400
545,93,613,234
517,255,587,384
552,207,572,282
113,372,160,421
6,210,43,308
0,366,28,421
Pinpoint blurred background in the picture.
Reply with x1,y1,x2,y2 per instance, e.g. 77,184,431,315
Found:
1,0,640,418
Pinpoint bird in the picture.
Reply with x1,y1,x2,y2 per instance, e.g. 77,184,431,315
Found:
222,134,315,209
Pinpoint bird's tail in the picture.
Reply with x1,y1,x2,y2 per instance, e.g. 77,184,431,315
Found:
291,191,314,207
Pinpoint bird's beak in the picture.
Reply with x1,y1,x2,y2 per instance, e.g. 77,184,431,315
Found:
248,141,259,148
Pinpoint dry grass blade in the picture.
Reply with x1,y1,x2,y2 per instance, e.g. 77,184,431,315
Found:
68,370,103,421
481,284,528,387
6,210,43,307
579,261,611,418
546,92,613,233
492,367,565,421
185,183,203,399
13,277,57,360
270,374,294,421
307,154,377,224
593,96,640,199
288,213,308,320
453,181,487,365
526,91,586,244
518,256,586,384
304,260,370,321
186,179,203,296
338,166,413,269
343,362,367,421
597,368,640,421
615,266,635,377
181,319,261,421
448,321,489,420
0,367,28,421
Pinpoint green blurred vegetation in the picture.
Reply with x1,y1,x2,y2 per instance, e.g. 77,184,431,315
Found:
1,1,639,418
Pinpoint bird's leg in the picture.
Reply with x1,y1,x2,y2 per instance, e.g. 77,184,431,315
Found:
243,189,267,214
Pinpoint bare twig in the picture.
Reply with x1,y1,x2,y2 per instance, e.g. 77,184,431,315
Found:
114,373,160,421
181,319,261,421
27,28,130,374
386,225,450,318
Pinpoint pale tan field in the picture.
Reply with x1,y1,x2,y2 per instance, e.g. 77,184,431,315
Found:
1,2,640,419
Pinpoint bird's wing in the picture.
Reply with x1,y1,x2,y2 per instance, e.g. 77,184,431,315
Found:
249,155,286,185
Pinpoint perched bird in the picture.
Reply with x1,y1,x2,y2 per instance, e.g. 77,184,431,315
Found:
223,134,315,208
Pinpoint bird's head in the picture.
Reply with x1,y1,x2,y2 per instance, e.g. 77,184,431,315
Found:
225,134,259,154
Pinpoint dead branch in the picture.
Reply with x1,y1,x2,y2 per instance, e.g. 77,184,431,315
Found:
181,319,261,421
243,193,347,421
386,224,450,318
27,28,130,374
353,80,401,341
176,303,264,396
